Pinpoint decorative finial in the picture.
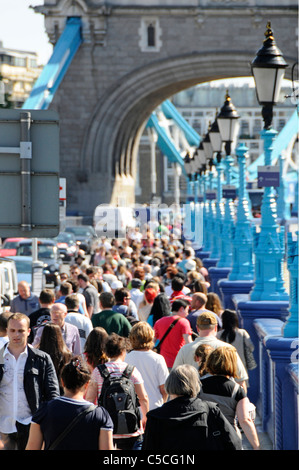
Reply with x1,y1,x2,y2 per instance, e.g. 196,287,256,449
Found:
264,21,274,41
225,90,231,101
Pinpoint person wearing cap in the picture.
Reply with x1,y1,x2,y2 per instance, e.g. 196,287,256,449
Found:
172,312,248,390
177,248,195,274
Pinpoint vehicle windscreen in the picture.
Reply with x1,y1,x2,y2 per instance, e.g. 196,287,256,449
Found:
18,244,56,259
14,260,32,273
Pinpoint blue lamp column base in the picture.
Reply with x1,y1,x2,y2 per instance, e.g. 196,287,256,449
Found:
250,128,288,302
233,297,289,404
265,336,298,450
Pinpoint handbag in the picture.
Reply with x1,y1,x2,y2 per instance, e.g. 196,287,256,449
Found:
48,404,96,450
243,335,257,370
153,318,180,354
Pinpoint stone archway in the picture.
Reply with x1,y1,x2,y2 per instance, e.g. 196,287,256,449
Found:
80,50,294,205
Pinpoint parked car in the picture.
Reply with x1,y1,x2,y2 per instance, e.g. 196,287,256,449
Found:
7,255,46,288
64,225,98,253
0,257,18,313
16,239,62,286
0,238,25,257
54,232,79,262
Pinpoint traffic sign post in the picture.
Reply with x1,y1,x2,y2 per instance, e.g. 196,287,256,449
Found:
0,109,60,238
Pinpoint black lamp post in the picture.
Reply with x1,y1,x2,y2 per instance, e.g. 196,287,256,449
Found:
217,91,240,157
209,114,223,164
251,21,288,129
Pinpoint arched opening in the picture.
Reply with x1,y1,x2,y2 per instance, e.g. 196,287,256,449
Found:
80,51,295,206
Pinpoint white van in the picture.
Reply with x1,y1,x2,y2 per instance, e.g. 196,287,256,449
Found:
0,257,18,313
93,205,135,238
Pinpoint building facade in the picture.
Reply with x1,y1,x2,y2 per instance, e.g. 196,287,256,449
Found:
0,41,42,108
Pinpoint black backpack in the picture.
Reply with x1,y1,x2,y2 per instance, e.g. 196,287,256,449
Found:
97,363,141,435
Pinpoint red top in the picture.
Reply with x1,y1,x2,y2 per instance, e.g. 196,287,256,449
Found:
154,315,192,368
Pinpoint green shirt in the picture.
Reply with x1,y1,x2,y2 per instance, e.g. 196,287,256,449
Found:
91,309,132,337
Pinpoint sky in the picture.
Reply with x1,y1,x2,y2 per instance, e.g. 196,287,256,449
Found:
0,0,53,65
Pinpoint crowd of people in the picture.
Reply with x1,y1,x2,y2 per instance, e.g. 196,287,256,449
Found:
0,228,260,451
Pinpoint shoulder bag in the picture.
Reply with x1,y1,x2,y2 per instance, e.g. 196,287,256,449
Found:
243,334,257,370
153,318,180,354
48,404,96,450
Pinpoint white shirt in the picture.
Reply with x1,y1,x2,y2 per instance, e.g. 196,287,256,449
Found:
0,346,32,433
65,311,93,352
126,350,169,410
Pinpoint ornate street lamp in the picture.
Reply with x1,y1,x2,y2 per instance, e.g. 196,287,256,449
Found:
209,113,223,163
251,21,288,129
249,21,289,302
183,151,192,179
217,91,240,157
215,92,240,268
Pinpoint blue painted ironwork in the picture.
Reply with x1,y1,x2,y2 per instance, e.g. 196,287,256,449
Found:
250,128,289,301
282,231,298,337
209,160,224,259
161,100,200,147
146,113,186,173
229,143,255,280
217,154,235,267
22,17,82,110
276,152,291,222
247,110,298,179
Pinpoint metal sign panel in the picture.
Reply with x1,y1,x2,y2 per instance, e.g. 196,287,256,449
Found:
257,166,280,188
222,184,238,199
206,190,217,200
0,109,60,238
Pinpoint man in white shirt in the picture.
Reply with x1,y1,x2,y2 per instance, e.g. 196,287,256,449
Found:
173,312,248,390
0,313,59,449
64,294,93,352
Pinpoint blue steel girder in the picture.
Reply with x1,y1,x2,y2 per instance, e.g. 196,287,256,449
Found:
22,17,82,110
146,112,187,176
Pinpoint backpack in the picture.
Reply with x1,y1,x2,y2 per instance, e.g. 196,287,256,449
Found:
97,363,141,435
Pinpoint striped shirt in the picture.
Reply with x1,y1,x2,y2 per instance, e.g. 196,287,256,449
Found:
91,360,144,439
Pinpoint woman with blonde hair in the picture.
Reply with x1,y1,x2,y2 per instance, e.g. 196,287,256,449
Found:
206,292,224,317
199,346,260,450
126,322,169,410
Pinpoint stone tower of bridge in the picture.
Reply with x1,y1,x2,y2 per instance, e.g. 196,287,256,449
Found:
34,0,298,216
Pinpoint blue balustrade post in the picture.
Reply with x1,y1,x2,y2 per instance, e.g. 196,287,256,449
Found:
229,143,254,280
183,177,194,242
218,144,255,307
217,154,235,268
194,173,199,204
197,173,211,260
208,158,232,294
281,231,298,337
250,128,289,301
276,152,290,223
291,180,298,217
265,336,298,449
209,161,223,260
203,171,218,269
